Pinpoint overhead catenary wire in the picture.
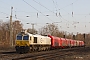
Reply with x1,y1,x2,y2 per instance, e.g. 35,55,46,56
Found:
51,0,73,23
0,0,78,24
54,0,78,21
1,3,23,20
52,0,58,12
0,1,34,23
0,0,41,20
0,0,23,20
0,0,89,32
32,0,64,23
22,0,54,22
31,0,62,20
32,0,70,23
32,0,55,14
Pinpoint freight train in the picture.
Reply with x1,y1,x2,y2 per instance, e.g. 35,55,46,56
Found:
15,30,85,53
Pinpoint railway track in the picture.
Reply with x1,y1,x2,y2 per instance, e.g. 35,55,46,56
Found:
0,47,89,60
18,52,73,60
12,47,84,60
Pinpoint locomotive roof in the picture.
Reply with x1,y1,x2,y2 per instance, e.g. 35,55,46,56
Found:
17,32,33,36
33,34,49,38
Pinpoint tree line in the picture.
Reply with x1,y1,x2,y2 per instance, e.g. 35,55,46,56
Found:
0,20,22,47
0,20,90,48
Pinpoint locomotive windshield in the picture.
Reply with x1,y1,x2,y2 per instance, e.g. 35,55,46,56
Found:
17,35,22,40
16,35,29,40
23,35,29,40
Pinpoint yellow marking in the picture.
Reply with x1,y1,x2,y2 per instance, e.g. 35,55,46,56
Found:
15,40,29,46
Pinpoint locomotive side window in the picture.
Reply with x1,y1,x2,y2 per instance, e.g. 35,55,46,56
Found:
23,35,29,40
30,36,31,40
17,35,22,40
34,37,37,43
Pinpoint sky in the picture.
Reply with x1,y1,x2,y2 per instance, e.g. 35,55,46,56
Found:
0,0,90,34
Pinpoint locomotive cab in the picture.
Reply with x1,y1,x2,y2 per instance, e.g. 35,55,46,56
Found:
15,31,32,53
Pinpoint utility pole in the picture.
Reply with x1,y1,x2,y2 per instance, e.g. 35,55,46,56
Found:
10,7,13,47
31,23,34,34
26,23,36,34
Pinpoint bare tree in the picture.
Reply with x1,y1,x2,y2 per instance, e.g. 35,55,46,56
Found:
39,23,60,36
12,20,23,45
0,20,23,47
0,21,10,47
27,28,37,34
